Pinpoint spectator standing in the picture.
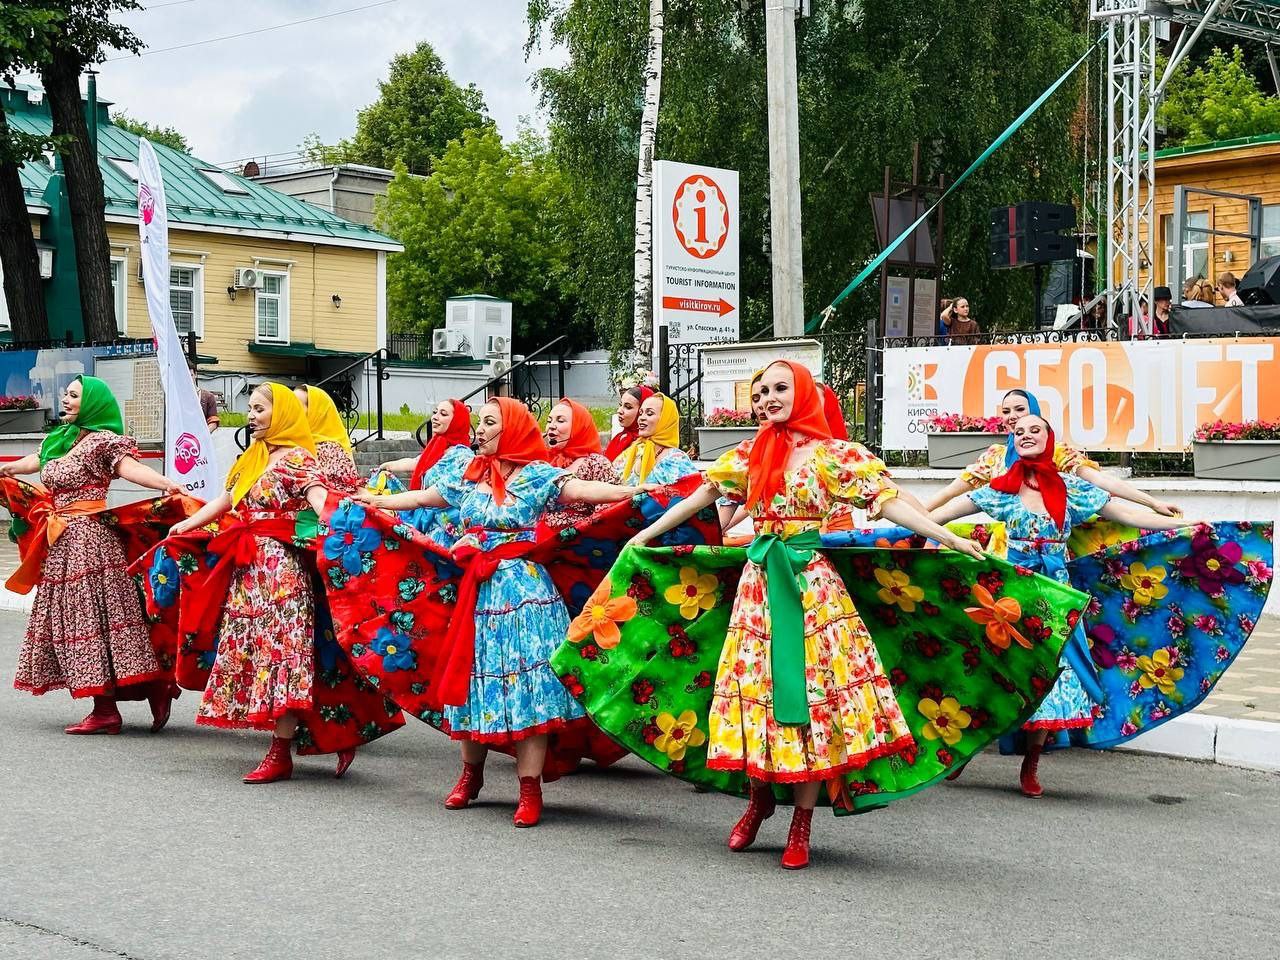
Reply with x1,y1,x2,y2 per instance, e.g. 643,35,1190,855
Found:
940,296,979,343
189,364,220,432
1151,286,1173,337
1217,271,1243,306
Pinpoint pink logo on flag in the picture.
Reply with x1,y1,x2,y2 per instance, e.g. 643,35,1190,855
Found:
139,183,155,225
174,432,202,475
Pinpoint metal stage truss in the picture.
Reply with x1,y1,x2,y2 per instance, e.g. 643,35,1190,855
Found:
1092,0,1280,331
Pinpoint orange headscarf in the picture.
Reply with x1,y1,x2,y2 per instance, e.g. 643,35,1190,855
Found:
546,398,601,468
820,383,849,441
462,397,549,505
411,399,472,489
745,361,832,512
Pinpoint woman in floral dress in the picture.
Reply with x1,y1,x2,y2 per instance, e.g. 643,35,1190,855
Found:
167,383,334,783
2,375,183,734
296,384,360,493
928,414,1193,796
628,360,986,869
603,385,654,463
543,397,619,529
375,398,473,538
357,397,653,826
926,388,1182,516
613,393,698,486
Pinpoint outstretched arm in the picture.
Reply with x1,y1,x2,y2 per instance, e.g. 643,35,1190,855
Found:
927,494,980,527
924,477,974,512
560,478,654,504
0,454,42,478
628,482,719,547
116,456,183,496
1077,466,1181,517
1098,498,1197,531
378,456,419,473
353,486,447,510
168,492,232,535
880,497,985,559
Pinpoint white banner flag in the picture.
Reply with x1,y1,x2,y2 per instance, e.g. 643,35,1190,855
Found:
137,138,219,500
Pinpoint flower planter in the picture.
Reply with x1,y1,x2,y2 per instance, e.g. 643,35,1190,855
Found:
0,408,45,434
926,432,1006,470
695,426,757,461
1192,440,1280,481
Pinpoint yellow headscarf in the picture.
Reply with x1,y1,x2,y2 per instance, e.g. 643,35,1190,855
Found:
303,385,352,454
225,382,317,506
618,394,680,484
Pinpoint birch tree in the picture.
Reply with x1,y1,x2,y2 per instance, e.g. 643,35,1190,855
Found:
632,0,664,364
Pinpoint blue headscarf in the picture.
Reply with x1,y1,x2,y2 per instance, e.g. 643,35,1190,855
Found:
1003,389,1042,467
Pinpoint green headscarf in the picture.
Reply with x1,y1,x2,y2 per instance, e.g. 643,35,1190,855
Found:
38,375,125,465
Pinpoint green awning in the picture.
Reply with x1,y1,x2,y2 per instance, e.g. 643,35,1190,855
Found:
247,341,366,360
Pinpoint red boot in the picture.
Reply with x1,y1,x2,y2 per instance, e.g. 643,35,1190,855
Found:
444,762,485,809
243,736,293,784
945,761,968,782
512,775,543,827
1020,742,1044,798
335,749,356,779
65,696,122,735
780,806,814,870
727,780,776,852
148,682,180,734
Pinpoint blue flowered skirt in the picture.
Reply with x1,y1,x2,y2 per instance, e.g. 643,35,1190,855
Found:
441,557,586,744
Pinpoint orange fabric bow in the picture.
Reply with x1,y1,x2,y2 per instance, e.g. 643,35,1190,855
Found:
964,583,1031,650
7,496,110,594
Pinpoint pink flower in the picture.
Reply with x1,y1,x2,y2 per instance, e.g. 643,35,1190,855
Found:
1116,650,1139,672
1120,720,1139,737
1166,614,1186,638
1214,645,1230,662
1122,598,1142,623
1237,613,1257,634
1193,614,1222,635
1128,680,1143,698
1246,559,1273,583
1149,703,1171,721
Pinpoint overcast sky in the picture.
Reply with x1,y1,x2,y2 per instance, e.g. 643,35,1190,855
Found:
93,0,564,167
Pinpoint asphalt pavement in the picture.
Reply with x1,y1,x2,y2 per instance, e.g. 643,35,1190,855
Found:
0,610,1276,960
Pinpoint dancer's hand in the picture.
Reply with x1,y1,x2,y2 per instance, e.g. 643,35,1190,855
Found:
946,533,985,560
1152,500,1182,517
168,517,198,537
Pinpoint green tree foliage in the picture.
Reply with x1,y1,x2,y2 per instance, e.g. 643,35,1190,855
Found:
529,0,1088,349
111,111,189,153
312,41,492,174
377,127,589,350
1159,46,1280,147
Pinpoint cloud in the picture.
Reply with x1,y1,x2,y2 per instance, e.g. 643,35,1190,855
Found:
96,0,565,165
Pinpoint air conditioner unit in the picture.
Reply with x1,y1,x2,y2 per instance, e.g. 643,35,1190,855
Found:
433,329,469,355
234,267,264,289
489,358,511,377
486,335,510,357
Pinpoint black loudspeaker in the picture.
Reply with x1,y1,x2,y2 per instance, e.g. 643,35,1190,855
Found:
988,202,1076,269
1238,255,1280,306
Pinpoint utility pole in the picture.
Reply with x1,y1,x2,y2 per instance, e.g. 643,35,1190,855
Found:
765,0,805,337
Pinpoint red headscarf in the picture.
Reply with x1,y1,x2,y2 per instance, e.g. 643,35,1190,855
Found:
410,399,472,489
462,397,549,505
546,397,601,468
603,385,655,462
989,415,1068,531
745,361,833,512
819,383,849,441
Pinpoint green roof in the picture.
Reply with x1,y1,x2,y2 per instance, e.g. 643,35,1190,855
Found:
4,87,401,251
1155,132,1280,160
247,341,367,360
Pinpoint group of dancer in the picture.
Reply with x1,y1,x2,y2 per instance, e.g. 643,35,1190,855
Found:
3,363,1270,870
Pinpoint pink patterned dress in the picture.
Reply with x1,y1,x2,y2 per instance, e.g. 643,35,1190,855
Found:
315,441,361,494
15,432,162,698
196,448,321,730
542,453,619,529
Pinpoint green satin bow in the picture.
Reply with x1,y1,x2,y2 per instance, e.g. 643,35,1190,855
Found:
745,529,822,726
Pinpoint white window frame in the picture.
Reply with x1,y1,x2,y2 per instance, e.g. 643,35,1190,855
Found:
255,270,290,344
169,262,204,339
1261,204,1280,259
110,255,128,335
1163,211,1209,286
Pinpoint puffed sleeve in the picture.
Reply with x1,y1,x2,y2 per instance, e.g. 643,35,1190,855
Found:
1054,442,1099,475
274,448,323,500
512,460,569,511
704,438,752,503
93,432,139,479
648,449,700,485
428,446,475,506
1064,474,1111,526
967,482,1006,519
817,441,899,518
575,453,620,485
958,443,1006,488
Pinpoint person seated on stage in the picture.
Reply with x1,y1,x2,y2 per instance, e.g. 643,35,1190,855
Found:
1181,277,1215,309
1217,271,1244,306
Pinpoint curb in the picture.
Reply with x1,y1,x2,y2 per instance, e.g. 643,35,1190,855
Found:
0,590,32,613
1114,713,1280,774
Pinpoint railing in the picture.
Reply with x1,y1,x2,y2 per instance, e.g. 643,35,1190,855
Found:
0,333,156,353
881,328,1114,348
386,332,430,364
234,347,389,450
413,335,570,445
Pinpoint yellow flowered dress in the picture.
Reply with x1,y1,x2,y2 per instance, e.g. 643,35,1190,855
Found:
704,438,915,783
959,441,1097,489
